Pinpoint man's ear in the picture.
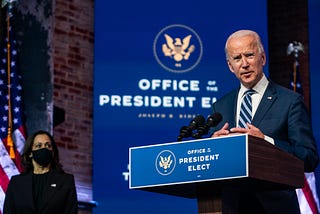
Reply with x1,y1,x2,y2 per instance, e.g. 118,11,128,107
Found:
261,53,266,66
227,60,235,73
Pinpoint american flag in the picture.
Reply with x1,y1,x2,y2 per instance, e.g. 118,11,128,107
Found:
288,44,320,214
0,2,27,213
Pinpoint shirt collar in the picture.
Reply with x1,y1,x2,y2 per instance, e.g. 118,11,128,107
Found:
239,74,269,97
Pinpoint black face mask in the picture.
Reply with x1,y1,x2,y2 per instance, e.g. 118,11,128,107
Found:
32,148,53,167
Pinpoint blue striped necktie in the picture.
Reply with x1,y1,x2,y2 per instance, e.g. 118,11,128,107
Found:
239,89,255,128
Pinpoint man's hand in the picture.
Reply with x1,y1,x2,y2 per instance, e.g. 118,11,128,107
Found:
211,122,230,137
230,123,264,139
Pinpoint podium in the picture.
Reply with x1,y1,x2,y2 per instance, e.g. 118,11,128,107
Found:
129,134,304,214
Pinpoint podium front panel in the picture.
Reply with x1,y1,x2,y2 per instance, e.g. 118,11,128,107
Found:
130,134,249,189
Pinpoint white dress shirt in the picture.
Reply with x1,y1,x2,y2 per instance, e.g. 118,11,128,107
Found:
236,74,274,144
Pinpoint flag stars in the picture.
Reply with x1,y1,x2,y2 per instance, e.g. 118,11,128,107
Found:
0,28,25,141
14,107,19,113
0,127,6,133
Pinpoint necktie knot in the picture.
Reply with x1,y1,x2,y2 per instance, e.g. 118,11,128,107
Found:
244,89,255,97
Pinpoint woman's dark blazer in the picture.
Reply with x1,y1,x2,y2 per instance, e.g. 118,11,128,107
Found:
3,169,78,214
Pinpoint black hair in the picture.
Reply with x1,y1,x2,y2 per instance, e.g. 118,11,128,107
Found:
21,130,64,173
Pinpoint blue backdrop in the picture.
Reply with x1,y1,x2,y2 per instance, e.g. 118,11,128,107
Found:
309,0,320,195
92,1,269,213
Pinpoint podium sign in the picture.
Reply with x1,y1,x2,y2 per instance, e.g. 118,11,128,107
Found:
130,134,250,189
129,134,304,214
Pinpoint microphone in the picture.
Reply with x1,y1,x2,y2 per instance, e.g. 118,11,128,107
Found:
177,115,205,141
192,112,222,139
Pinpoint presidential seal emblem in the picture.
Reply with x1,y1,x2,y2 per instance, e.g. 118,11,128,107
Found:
153,24,203,73
155,150,176,176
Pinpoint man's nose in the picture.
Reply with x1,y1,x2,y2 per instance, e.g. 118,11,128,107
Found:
241,57,249,67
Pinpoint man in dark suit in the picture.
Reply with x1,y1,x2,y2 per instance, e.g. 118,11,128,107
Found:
211,30,319,214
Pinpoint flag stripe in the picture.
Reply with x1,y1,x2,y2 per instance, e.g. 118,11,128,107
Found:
0,165,9,192
0,140,19,179
0,5,27,214
0,164,10,213
302,174,319,214
297,189,313,214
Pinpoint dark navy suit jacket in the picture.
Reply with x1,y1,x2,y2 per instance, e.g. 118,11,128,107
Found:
212,81,319,214
3,169,78,214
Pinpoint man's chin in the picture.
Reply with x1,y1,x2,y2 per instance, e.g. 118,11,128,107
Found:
241,79,255,88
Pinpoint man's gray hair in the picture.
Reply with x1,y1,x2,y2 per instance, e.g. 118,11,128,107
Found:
224,30,265,60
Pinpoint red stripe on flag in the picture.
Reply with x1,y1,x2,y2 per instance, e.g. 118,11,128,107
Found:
0,166,10,193
13,150,22,172
302,175,318,214
3,138,23,173
18,126,26,138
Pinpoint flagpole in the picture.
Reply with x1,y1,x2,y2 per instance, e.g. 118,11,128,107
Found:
292,61,297,92
287,41,304,93
4,1,16,159
287,41,319,214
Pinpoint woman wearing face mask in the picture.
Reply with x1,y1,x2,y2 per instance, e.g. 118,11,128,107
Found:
3,130,78,214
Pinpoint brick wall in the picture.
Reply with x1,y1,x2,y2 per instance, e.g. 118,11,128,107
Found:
52,0,94,213
267,0,310,108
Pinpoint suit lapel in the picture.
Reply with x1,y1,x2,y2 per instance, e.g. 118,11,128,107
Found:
252,82,277,126
216,88,238,128
24,173,36,211
228,90,238,127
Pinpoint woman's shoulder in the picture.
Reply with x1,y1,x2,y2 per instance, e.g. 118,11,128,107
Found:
7,172,32,186
11,172,31,179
